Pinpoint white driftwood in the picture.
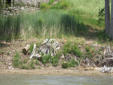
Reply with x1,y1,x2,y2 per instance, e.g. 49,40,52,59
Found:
30,44,36,59
101,65,113,73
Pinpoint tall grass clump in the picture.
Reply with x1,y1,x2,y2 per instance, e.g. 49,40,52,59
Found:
0,0,105,40
17,10,87,38
0,15,21,41
12,52,21,68
50,55,59,66
41,54,51,65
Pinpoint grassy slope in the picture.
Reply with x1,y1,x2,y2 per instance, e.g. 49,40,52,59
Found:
0,0,106,42
69,0,104,28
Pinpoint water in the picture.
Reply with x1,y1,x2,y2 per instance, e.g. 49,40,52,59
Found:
0,74,113,85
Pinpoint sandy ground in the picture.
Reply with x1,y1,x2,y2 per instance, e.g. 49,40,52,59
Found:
0,67,113,76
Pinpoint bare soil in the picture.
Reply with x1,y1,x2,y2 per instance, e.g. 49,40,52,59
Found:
0,38,112,75
0,67,112,76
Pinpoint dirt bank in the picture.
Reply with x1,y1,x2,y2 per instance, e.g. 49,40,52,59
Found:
0,67,113,76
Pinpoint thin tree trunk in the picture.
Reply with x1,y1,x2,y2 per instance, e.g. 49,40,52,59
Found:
110,0,113,38
105,0,110,35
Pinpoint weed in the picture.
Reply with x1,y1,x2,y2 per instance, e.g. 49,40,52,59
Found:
48,0,55,5
34,59,39,65
28,43,34,54
85,46,95,59
12,52,21,67
50,56,59,66
97,31,110,41
40,3,50,9
52,0,71,9
41,54,51,64
68,59,79,67
63,42,83,57
23,58,29,64
62,62,69,69
29,59,35,69
21,64,29,69
62,59,79,69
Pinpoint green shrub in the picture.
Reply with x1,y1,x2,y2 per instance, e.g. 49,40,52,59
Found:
97,31,110,41
23,58,29,64
62,62,69,69
41,54,51,64
72,45,82,57
20,64,29,69
12,53,21,67
34,59,39,65
40,3,50,9
63,42,83,57
85,46,95,59
20,59,36,69
48,0,55,5
51,0,71,9
41,54,60,66
50,56,59,66
63,42,73,55
62,59,79,69
29,59,35,69
68,59,79,67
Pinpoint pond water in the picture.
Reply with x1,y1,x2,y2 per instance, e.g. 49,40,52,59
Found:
0,74,113,85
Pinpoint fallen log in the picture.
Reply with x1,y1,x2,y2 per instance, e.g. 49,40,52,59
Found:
22,44,30,55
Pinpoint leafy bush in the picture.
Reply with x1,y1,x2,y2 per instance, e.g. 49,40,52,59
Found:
12,52,21,67
41,54,51,64
63,42,72,55
50,56,59,66
68,59,79,67
62,59,79,69
52,0,71,9
40,3,50,9
41,53,60,66
34,59,39,65
85,46,95,59
40,0,71,9
48,0,55,5
20,59,36,69
21,64,29,69
97,31,110,41
29,59,35,69
63,42,83,57
72,45,82,57
62,62,69,68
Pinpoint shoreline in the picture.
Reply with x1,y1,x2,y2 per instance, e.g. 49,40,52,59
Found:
0,67,113,76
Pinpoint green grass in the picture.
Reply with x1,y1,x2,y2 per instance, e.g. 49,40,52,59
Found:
50,55,59,66
12,52,21,68
0,0,105,41
62,59,79,69
63,42,83,57
41,54,51,65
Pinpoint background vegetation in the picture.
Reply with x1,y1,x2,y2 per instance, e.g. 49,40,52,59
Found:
0,0,105,41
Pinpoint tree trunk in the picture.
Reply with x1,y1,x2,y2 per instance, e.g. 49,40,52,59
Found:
105,0,110,35
110,0,113,38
